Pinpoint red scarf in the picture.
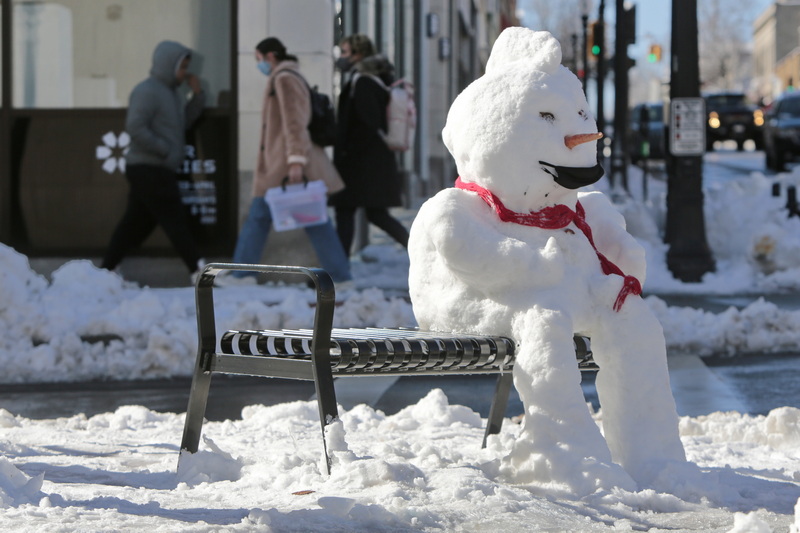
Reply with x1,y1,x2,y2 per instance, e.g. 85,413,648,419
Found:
455,177,641,312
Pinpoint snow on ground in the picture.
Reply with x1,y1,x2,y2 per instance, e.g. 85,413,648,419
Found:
0,163,799,530
0,394,797,531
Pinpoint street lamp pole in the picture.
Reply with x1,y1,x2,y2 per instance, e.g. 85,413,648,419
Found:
571,33,579,75
581,0,589,93
596,0,606,143
665,0,715,281
611,0,635,196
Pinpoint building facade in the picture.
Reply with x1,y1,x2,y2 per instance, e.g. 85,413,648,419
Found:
753,0,800,102
0,0,516,260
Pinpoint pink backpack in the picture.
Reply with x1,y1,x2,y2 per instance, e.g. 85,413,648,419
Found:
354,74,417,151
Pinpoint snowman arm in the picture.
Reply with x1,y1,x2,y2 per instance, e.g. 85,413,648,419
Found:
579,192,647,282
424,194,562,287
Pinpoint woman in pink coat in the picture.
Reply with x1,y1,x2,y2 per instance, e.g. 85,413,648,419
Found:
221,38,352,285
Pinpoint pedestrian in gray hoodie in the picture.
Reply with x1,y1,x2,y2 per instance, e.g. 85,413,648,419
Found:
102,40,206,282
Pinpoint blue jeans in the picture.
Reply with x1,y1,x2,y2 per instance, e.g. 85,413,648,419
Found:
231,197,352,282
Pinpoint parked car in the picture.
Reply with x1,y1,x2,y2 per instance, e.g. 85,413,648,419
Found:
628,102,665,164
704,92,764,151
762,90,800,171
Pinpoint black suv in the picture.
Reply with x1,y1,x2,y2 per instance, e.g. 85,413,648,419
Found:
704,92,764,151
763,91,800,171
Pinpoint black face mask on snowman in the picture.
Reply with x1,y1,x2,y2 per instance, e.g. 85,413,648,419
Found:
538,160,605,190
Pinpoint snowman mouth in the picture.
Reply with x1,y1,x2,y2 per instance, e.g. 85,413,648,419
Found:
539,160,605,190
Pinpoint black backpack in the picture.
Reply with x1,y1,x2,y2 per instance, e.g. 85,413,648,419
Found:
274,70,337,147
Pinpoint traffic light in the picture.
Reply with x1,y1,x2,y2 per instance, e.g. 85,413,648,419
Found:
591,21,604,58
647,44,662,63
621,5,636,46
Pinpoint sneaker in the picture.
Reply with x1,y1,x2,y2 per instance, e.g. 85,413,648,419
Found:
214,271,258,287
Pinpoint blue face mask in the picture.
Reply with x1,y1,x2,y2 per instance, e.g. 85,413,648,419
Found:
257,60,272,76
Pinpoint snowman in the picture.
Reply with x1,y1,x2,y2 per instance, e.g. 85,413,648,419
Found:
408,27,688,494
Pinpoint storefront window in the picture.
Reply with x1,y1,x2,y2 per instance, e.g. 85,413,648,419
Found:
11,0,230,108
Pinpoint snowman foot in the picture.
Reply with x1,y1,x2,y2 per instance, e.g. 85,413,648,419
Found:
498,435,637,497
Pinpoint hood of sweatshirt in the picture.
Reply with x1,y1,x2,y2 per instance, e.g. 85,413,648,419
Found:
150,40,191,88
356,54,395,85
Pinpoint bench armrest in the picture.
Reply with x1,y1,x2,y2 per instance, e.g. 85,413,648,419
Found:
194,263,336,373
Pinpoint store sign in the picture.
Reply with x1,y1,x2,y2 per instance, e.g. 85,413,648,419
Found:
95,134,217,177
95,131,130,174
181,144,218,175
179,144,218,226
94,135,219,226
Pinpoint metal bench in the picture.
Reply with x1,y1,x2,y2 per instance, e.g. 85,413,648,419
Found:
179,263,597,473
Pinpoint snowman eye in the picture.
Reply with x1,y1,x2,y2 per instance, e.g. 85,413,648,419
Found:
579,110,588,120
539,112,555,123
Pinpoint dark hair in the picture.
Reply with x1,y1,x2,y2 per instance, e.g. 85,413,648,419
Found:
255,37,298,62
340,33,376,58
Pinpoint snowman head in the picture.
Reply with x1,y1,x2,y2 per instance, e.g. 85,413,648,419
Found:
443,27,602,213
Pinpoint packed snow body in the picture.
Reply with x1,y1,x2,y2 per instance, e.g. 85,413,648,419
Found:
408,27,686,494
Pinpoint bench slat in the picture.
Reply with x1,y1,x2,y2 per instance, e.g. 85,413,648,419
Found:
218,327,596,374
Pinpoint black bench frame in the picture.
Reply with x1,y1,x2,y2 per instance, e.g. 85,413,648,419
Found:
179,263,596,473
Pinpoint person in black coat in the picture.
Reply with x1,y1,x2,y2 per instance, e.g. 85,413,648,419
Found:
331,34,409,254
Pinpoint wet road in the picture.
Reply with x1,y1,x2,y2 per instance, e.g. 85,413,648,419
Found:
1,348,797,422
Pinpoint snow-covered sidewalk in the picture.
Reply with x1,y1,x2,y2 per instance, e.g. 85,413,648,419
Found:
0,394,798,531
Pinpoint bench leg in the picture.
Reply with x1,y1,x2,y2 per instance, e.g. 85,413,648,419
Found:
179,365,213,455
482,373,514,448
314,370,340,475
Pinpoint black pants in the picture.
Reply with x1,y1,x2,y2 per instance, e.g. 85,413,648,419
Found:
335,206,409,254
102,164,200,273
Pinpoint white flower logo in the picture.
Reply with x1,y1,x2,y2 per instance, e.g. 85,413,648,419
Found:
95,131,130,174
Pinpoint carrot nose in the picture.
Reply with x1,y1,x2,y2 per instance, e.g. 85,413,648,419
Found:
564,132,603,149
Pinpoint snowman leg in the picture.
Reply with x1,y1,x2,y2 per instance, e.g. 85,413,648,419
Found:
501,307,635,493
590,296,687,485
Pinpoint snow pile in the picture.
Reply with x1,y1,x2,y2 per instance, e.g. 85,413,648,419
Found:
0,457,44,508
0,394,796,530
649,295,800,356
0,242,416,384
177,437,243,486
4,238,800,385
0,246,48,345
615,167,800,295
680,406,800,454
0,410,44,508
